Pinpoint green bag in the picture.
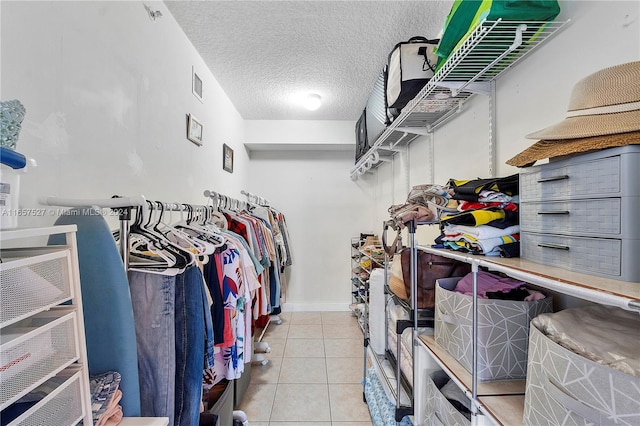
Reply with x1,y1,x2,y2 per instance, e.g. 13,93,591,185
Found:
434,0,561,69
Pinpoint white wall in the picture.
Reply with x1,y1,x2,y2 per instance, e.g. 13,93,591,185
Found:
246,148,376,310
1,1,248,231
245,120,354,149
245,119,376,310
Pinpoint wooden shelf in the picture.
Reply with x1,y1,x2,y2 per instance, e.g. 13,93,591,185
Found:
418,334,525,397
478,395,525,426
416,245,640,310
418,334,526,426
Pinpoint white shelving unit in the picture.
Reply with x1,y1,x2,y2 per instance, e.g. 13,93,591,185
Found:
350,19,569,181
415,245,640,426
0,225,93,426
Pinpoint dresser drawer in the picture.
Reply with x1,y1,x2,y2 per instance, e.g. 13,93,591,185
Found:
0,247,74,328
520,232,640,281
520,197,640,239
519,146,640,202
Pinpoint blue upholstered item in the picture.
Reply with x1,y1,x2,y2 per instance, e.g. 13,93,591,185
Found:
49,208,141,416
364,367,413,426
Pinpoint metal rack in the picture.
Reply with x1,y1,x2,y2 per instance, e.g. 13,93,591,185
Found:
350,19,570,180
364,221,436,424
415,245,640,425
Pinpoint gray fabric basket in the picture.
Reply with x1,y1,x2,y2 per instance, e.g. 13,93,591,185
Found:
524,324,640,426
424,370,470,426
435,276,552,381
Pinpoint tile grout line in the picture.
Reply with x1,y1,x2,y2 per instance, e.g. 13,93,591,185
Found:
323,318,334,424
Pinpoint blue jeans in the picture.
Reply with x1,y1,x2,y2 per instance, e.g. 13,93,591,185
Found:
128,271,176,424
174,266,206,426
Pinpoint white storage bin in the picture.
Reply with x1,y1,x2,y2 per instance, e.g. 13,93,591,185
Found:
0,247,73,328
435,276,552,381
0,309,80,409
0,163,22,230
424,370,470,426
524,323,640,425
2,367,84,426
386,301,433,387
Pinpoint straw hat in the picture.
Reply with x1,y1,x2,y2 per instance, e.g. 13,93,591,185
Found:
507,61,640,167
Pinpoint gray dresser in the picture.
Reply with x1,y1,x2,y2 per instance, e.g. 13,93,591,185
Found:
519,145,640,282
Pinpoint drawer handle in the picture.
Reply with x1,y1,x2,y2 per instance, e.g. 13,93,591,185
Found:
544,378,607,424
537,210,570,215
538,243,570,250
537,175,569,183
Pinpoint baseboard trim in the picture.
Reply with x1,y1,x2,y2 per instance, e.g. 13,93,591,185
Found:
281,303,351,312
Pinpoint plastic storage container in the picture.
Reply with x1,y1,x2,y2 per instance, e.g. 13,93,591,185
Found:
0,147,28,230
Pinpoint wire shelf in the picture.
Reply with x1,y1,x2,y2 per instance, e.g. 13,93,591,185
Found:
351,18,569,180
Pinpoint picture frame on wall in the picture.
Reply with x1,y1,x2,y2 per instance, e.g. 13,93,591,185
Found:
223,144,234,173
187,114,203,146
192,66,203,102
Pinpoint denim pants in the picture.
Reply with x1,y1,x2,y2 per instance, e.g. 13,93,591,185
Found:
128,271,176,424
174,266,207,426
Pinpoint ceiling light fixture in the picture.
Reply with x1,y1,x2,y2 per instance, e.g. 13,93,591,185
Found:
304,93,322,111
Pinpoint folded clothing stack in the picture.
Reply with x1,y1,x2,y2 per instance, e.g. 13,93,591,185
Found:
454,270,546,301
437,175,521,257
90,371,123,426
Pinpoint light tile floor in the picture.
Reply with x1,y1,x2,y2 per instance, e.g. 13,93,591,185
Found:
238,311,373,426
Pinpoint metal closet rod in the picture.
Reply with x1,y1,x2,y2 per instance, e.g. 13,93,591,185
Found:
241,190,270,206
204,189,270,208
38,195,148,209
39,195,213,215
203,189,248,210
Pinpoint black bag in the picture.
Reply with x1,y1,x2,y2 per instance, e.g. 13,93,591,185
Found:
365,71,388,143
386,36,440,111
355,109,368,163
355,71,388,162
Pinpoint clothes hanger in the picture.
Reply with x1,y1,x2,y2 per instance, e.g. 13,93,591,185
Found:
171,203,224,251
128,201,193,272
208,198,229,229
154,201,210,257
126,202,180,268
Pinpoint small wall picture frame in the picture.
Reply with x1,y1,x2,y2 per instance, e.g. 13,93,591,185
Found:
223,144,234,173
187,114,203,146
192,66,203,102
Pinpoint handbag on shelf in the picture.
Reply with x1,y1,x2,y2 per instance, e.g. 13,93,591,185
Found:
388,254,409,300
388,203,435,227
388,184,454,228
400,248,471,310
382,219,402,257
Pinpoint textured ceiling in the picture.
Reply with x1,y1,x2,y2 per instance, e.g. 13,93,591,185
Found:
164,1,453,120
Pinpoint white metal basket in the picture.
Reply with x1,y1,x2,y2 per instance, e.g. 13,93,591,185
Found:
0,247,73,328
0,309,79,409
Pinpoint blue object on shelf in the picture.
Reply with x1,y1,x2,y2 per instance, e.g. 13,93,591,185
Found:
0,146,27,169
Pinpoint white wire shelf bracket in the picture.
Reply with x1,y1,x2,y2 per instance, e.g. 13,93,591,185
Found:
350,18,570,181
